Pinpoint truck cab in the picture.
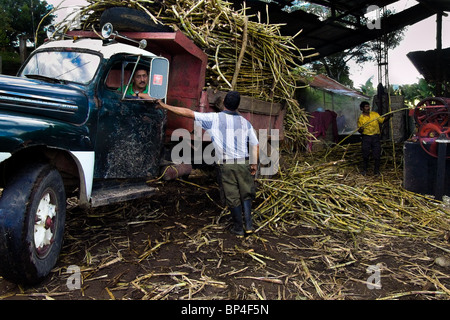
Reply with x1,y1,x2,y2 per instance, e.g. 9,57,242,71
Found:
0,36,169,284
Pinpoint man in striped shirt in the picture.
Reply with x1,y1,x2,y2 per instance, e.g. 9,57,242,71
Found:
156,91,259,237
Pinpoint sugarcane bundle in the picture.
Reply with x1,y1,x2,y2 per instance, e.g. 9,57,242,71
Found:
50,0,316,149
256,147,450,239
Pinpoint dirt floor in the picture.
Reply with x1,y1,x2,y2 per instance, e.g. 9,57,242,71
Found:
1,169,449,303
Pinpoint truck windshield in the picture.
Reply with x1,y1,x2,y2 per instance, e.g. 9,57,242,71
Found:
20,50,101,84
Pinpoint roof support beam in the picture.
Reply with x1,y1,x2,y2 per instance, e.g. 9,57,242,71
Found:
230,1,441,62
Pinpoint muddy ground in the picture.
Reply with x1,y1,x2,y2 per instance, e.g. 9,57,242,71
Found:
1,169,449,305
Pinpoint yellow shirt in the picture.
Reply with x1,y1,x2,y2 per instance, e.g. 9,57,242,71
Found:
358,111,384,135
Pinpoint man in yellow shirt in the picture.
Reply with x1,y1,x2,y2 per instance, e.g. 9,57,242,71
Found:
357,101,391,175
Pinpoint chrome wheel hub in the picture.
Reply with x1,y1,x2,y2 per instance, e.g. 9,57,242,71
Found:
34,192,57,256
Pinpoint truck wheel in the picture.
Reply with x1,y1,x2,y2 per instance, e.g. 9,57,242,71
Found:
99,7,172,33
0,163,66,284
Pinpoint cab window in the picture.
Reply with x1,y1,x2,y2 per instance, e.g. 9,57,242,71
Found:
105,61,150,93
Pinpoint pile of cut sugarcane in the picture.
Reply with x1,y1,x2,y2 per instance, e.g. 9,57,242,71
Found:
256,143,450,239
49,0,316,150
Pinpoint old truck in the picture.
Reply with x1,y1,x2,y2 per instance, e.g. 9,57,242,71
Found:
0,22,284,284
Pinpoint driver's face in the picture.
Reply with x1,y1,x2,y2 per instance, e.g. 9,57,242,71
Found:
133,70,149,91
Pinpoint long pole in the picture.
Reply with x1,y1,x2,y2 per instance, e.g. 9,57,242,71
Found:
435,12,443,97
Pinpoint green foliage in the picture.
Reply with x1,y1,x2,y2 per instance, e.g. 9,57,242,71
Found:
359,76,376,97
0,0,54,49
312,53,355,88
398,79,436,107
0,50,21,75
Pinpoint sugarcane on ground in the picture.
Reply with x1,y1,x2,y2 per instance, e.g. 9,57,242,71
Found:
0,168,449,300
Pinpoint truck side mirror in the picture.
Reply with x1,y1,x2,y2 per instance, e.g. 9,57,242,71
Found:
149,57,169,100
101,23,114,39
46,25,56,39
101,23,147,49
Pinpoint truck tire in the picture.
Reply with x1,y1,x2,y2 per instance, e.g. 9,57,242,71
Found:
99,7,172,33
0,163,66,284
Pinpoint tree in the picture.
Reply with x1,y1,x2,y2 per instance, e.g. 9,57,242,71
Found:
309,44,377,87
288,3,405,88
0,0,54,50
359,76,376,97
398,79,435,107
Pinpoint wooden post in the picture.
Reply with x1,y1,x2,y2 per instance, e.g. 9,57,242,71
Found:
436,12,443,96
435,138,449,201
19,35,27,63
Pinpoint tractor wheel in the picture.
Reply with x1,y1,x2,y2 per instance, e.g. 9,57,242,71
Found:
414,97,450,126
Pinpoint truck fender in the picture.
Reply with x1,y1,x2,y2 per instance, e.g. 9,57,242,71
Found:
69,151,95,207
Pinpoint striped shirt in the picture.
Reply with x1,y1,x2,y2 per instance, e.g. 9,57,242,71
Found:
194,111,259,162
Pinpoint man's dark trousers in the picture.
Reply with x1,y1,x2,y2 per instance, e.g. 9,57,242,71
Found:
361,134,381,174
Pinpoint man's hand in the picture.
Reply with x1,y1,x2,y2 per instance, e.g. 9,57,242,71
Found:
137,93,158,101
250,164,258,176
153,100,195,118
155,99,167,109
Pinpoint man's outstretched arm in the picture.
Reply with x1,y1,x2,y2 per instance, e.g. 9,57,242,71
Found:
156,100,195,119
249,144,259,176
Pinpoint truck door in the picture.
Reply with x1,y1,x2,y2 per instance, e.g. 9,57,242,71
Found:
95,58,166,179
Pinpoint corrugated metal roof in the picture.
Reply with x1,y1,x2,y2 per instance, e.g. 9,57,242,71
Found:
309,74,369,99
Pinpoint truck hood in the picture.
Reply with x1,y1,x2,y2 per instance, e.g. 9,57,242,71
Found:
0,75,89,125
0,112,91,153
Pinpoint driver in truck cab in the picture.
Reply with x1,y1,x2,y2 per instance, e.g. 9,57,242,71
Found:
121,65,150,98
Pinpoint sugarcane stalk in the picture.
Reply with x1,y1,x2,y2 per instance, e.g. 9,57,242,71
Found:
231,16,248,90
